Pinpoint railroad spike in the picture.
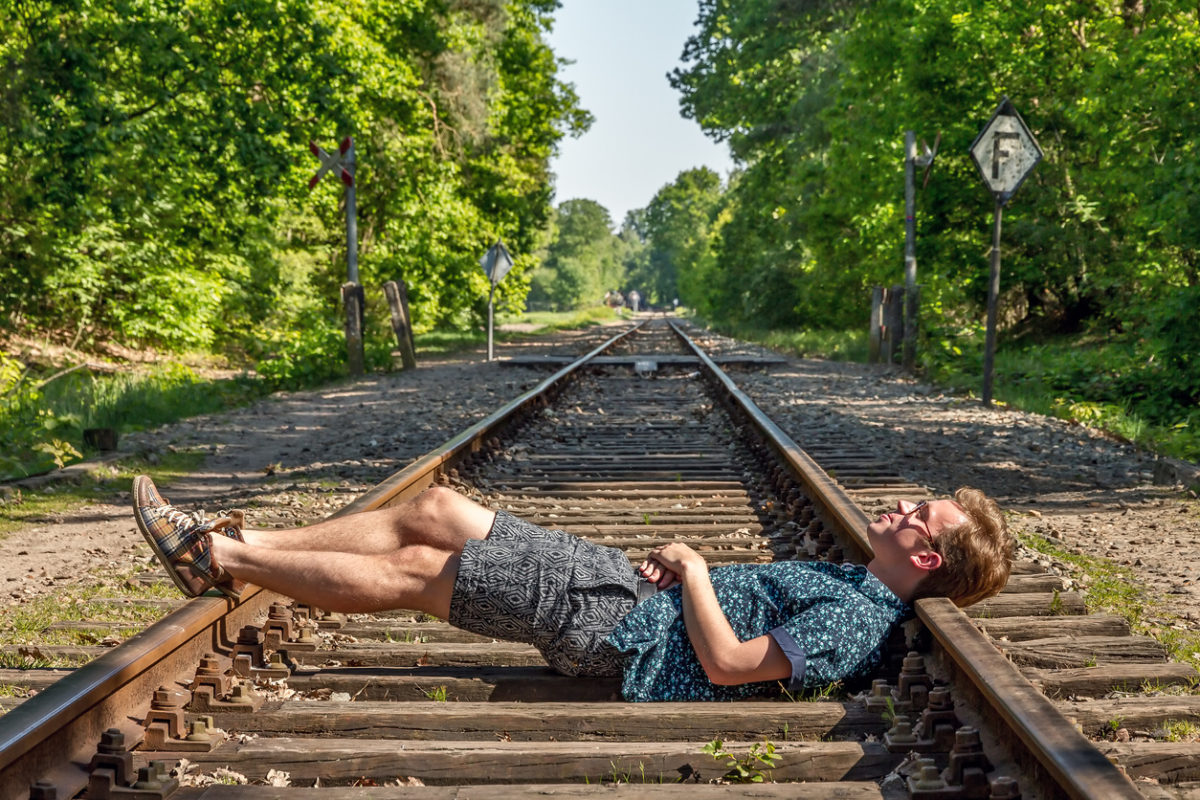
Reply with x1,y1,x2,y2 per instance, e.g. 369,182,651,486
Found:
894,651,933,713
988,776,1021,799
29,781,56,800
188,652,264,714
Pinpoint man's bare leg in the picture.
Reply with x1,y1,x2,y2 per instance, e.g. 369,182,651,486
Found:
239,487,495,556
210,534,460,616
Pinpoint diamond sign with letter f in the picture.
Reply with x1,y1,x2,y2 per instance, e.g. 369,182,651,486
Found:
969,98,1041,206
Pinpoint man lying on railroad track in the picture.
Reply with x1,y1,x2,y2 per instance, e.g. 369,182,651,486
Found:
132,475,1012,702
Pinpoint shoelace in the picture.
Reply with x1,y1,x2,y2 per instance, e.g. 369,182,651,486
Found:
161,506,210,533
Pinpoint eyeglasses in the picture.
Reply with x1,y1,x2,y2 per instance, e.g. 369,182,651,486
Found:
901,501,935,545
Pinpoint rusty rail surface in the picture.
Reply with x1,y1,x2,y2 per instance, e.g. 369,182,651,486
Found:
0,318,1147,799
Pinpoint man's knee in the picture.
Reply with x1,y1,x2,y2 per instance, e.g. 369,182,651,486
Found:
401,487,493,544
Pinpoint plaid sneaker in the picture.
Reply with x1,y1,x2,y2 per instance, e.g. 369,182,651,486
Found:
133,475,247,599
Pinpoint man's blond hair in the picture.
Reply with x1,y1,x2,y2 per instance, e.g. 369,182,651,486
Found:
911,487,1013,607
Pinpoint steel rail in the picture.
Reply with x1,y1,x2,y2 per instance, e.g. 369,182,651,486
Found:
918,598,1142,799
332,320,647,515
668,319,874,562
0,588,278,800
670,320,1140,798
0,320,644,800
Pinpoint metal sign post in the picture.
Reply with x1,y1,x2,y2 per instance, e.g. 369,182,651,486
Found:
968,98,1042,406
479,241,514,362
310,136,363,373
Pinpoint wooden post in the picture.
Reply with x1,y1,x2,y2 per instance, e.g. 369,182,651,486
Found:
868,286,884,364
384,280,417,370
883,285,905,364
341,281,365,376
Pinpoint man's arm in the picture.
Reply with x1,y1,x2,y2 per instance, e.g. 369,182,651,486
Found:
645,543,793,686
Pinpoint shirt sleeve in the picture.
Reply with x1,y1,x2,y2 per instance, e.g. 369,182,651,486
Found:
767,626,807,690
772,600,889,688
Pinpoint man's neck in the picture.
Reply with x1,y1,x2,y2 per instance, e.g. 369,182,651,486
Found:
866,559,918,604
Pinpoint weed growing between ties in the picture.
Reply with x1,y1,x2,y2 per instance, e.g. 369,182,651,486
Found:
422,685,448,702
778,680,842,702
701,738,779,783
1163,720,1200,742
0,449,205,541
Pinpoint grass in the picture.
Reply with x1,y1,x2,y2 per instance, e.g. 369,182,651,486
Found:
0,361,267,481
712,323,869,362
415,306,628,356
0,563,179,668
0,449,205,541
927,334,1200,463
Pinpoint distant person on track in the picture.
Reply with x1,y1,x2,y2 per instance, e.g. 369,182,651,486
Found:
133,476,1011,702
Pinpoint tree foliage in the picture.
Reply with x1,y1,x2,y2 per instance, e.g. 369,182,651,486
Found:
0,0,588,360
530,198,624,309
669,0,1199,340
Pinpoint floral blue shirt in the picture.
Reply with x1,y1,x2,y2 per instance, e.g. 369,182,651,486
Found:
605,561,910,702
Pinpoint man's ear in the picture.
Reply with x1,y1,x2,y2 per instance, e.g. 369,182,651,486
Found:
910,550,943,572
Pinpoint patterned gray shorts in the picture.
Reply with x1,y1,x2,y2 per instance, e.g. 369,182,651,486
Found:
448,511,639,677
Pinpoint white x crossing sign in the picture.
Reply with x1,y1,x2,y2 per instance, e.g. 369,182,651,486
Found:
309,136,355,189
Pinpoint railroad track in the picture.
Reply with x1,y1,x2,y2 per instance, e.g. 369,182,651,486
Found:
0,318,1185,798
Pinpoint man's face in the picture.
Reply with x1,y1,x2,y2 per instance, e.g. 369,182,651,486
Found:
867,499,967,568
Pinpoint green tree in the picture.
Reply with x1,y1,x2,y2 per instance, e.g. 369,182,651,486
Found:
670,0,1200,334
531,198,623,309
630,168,724,308
0,0,590,366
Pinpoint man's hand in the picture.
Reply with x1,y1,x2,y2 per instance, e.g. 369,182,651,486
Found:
638,542,708,590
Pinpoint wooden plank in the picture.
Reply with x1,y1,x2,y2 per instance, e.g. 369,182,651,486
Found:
997,635,1167,668
485,483,747,494
1024,663,1200,699
286,667,623,702
0,669,74,692
150,738,900,784
998,573,1069,593
338,620,494,644
973,614,1130,642
1059,696,1200,737
1098,741,1200,783
290,642,546,668
965,591,1086,617
199,700,885,742
190,783,885,799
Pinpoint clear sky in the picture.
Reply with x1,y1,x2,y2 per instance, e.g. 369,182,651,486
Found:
545,0,735,229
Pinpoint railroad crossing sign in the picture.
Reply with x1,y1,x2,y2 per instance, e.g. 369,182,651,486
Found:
309,137,355,189
969,98,1042,205
480,241,514,285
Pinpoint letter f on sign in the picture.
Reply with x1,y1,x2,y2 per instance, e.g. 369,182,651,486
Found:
992,131,1020,180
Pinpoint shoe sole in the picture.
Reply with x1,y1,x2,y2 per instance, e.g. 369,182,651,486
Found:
132,475,219,599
